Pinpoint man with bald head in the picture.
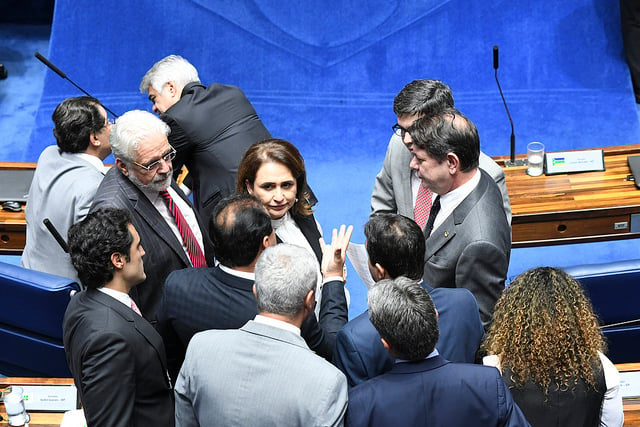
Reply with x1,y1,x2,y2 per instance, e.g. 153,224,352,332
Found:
91,110,213,321
409,108,511,329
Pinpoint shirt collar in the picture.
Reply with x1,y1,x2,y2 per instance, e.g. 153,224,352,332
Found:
72,152,108,174
438,168,480,214
219,264,255,281
254,314,301,335
97,286,132,308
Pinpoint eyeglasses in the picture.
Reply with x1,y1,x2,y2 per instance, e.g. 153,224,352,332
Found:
392,123,409,138
132,147,176,172
107,118,116,125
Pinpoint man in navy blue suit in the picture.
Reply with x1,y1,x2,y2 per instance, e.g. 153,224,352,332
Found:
346,277,530,427
332,213,484,387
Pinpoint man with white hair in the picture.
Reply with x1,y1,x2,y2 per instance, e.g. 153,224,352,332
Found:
175,243,348,426
139,55,272,230
91,110,213,321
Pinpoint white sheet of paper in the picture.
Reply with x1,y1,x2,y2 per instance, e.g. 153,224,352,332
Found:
346,243,376,289
619,371,640,398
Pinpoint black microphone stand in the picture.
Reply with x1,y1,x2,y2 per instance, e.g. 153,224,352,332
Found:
494,46,525,167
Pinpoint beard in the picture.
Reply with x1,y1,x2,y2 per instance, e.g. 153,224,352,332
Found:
128,170,172,192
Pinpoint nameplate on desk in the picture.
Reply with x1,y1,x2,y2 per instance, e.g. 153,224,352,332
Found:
21,384,78,412
545,149,605,175
620,371,640,398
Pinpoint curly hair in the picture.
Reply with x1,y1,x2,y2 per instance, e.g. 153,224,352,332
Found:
482,267,605,393
68,208,133,288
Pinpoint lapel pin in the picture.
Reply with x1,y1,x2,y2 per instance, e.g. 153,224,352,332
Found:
444,231,449,238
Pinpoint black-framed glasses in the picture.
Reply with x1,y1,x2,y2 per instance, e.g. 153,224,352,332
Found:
392,123,409,137
133,147,176,172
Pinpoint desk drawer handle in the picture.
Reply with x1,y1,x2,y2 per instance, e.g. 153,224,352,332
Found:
557,224,567,233
0,234,10,243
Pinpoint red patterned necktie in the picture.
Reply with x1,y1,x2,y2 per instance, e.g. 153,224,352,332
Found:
130,299,142,316
414,185,433,229
159,190,208,267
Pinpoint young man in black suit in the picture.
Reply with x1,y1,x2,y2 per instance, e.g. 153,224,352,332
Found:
63,208,174,427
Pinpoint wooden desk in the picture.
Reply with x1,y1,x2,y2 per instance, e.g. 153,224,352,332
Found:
495,145,640,248
0,162,34,255
0,377,74,427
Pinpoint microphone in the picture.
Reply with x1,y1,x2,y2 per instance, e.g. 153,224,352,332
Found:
43,218,69,253
493,45,524,166
34,52,119,119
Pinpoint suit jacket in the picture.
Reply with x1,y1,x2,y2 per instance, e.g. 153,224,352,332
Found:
162,82,271,227
424,170,511,328
22,146,105,282
63,289,174,427
333,283,484,387
90,167,213,320
346,355,530,427
371,133,512,223
157,264,348,379
175,320,348,427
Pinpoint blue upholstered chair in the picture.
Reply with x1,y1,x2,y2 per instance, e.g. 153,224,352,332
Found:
565,259,640,364
0,261,80,377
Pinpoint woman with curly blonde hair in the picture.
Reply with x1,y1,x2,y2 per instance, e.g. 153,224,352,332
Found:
482,267,623,427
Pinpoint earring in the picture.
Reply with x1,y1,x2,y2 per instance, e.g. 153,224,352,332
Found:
295,197,299,202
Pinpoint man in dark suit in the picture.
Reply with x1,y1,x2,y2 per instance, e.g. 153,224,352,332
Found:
91,110,213,321
346,277,529,427
139,55,272,229
409,108,511,329
157,193,351,379
332,213,484,387
63,208,174,427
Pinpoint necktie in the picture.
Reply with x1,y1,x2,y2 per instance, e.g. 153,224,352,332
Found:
159,190,208,267
424,196,441,237
130,299,142,316
414,185,433,229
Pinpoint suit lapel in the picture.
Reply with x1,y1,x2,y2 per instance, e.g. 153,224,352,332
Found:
87,289,171,385
424,171,490,259
116,172,191,266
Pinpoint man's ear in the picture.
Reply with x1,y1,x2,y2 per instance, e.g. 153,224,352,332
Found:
116,158,129,177
304,289,315,314
110,252,124,270
252,283,257,299
372,263,387,281
89,130,101,147
166,81,179,98
262,234,271,249
380,337,391,353
446,153,460,174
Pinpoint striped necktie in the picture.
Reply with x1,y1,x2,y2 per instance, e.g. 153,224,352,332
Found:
159,190,207,267
414,185,433,229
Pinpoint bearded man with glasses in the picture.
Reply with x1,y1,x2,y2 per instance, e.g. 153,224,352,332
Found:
91,110,213,324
